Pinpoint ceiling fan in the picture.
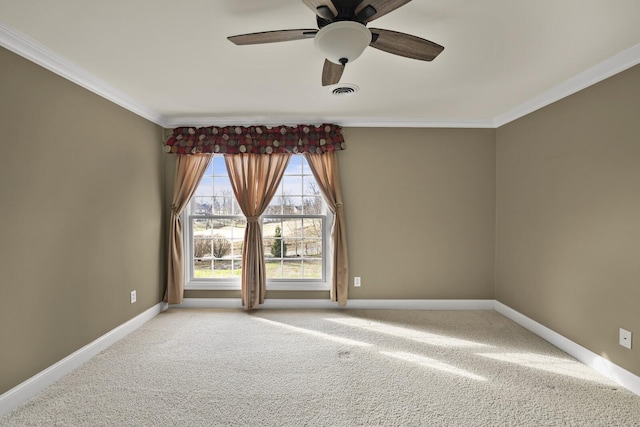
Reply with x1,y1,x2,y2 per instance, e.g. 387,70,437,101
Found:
228,0,444,86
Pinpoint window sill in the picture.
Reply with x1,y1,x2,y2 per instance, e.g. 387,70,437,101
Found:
185,280,330,292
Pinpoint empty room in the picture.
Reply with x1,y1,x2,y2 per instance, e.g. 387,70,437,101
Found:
1,1,639,425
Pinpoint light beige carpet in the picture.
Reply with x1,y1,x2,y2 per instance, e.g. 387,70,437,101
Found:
2,309,639,426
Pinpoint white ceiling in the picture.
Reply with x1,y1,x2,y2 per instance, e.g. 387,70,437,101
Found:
1,0,640,128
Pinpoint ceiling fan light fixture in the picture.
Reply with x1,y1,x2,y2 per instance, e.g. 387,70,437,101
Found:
314,21,372,65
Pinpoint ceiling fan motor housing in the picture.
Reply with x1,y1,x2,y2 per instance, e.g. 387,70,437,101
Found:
314,21,372,65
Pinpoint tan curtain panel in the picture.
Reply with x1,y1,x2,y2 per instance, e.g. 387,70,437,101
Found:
224,153,291,310
166,154,212,304
303,151,349,307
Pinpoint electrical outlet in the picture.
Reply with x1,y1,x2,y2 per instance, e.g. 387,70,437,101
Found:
130,290,137,304
354,277,361,287
619,328,632,349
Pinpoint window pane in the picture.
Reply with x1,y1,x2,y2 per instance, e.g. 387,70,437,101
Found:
282,196,302,215
196,177,213,196
262,216,279,228
281,175,303,197
231,240,244,258
204,161,214,176
193,218,212,236
287,155,303,173
273,238,286,257
234,236,246,255
264,221,284,241
193,238,212,258
303,260,322,279
211,235,232,258
232,259,243,275
282,219,302,238
303,197,323,215
303,240,323,257
212,155,226,174
212,218,231,233
213,197,235,215
263,205,278,216
210,219,246,255
193,197,213,215
287,240,304,257
265,197,284,215
213,177,233,197
213,260,233,278
232,199,242,216
263,238,275,258
303,177,320,196
232,218,246,229
304,218,323,238
264,221,287,258
194,259,213,278
284,240,298,257
266,259,282,278
282,260,303,278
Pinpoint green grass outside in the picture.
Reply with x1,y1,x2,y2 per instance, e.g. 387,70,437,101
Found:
194,259,322,279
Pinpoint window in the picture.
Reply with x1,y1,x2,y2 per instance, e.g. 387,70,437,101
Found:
185,154,331,290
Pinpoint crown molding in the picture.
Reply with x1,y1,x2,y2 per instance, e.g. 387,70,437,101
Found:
163,116,496,129
334,118,497,128
494,42,640,127
163,116,326,129
0,22,166,126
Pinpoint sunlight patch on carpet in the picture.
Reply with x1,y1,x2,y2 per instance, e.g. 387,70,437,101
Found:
476,352,610,384
252,317,373,347
327,317,491,348
381,351,487,382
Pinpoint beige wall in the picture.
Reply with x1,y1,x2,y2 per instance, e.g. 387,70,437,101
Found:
496,64,640,375
0,47,165,394
182,127,497,301
342,128,496,299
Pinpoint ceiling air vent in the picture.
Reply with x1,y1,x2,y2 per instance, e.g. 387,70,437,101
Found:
330,84,359,96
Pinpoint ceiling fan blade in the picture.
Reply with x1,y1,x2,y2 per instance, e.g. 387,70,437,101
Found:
369,28,444,61
355,0,411,23
322,59,344,86
228,29,318,45
302,0,338,20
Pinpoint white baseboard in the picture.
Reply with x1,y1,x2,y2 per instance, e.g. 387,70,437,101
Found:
0,302,168,417
495,301,640,396
172,298,496,310
346,299,496,310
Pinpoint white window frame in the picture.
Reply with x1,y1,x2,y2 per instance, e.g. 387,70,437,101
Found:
183,154,333,291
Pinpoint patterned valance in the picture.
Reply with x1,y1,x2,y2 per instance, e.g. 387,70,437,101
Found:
164,124,345,155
